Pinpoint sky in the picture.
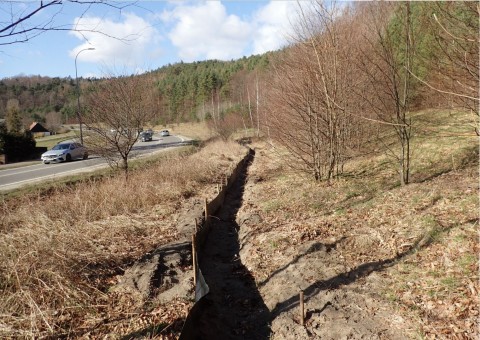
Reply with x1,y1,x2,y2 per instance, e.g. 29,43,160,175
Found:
0,1,303,79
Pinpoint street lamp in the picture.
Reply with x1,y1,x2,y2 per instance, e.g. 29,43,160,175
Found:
75,47,95,145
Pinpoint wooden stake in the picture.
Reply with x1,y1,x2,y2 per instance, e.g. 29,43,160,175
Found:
194,218,198,233
204,198,208,228
300,290,305,326
192,234,197,287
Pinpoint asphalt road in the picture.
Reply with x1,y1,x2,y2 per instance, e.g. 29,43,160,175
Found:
0,134,189,192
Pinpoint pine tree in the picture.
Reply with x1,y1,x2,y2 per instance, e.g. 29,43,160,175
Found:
6,99,22,133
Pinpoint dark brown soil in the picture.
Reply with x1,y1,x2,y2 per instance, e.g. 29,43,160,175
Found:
195,151,271,339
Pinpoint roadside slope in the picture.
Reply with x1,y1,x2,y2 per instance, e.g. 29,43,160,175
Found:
236,112,478,339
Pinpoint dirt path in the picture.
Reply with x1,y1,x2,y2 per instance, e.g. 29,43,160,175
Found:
196,152,271,339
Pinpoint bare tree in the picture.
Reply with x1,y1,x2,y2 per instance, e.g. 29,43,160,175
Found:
267,1,362,181
356,2,416,186
410,2,479,133
1,1,135,46
45,111,62,132
206,112,243,141
83,74,156,179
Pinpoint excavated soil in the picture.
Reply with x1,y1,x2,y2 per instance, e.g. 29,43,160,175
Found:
188,148,411,339
234,159,411,339
110,141,478,339
194,151,271,339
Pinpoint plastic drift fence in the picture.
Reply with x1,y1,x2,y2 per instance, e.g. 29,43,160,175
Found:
179,148,253,340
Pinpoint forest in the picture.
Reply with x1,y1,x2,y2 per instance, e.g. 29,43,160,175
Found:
0,54,270,130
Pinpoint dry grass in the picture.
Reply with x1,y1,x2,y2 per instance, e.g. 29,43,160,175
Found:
238,109,478,338
0,139,246,337
153,121,214,141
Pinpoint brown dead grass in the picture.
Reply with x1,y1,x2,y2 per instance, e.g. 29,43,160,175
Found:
0,139,246,337
238,109,479,338
153,121,214,141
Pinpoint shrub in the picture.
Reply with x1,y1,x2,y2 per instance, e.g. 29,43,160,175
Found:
0,128,36,162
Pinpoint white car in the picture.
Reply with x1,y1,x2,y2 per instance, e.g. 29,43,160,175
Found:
160,129,170,137
41,142,88,164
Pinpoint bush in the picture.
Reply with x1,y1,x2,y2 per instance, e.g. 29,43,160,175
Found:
0,129,37,162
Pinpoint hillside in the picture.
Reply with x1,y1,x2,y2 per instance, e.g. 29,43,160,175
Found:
0,108,477,338
0,54,270,131
235,109,478,338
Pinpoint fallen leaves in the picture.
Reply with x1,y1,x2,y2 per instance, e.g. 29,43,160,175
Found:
237,140,479,339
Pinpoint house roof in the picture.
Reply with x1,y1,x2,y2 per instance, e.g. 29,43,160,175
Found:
29,122,49,132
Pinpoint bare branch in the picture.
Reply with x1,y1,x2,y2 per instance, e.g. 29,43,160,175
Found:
83,73,156,178
0,1,138,46
407,68,479,102
433,13,477,43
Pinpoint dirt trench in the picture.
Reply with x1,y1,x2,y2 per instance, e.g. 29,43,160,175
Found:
194,151,271,339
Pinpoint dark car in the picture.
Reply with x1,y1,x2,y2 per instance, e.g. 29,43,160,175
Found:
140,131,153,142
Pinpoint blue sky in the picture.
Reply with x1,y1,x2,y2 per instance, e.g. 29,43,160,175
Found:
0,1,302,79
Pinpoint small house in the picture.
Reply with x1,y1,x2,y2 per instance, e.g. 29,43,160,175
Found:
29,122,50,138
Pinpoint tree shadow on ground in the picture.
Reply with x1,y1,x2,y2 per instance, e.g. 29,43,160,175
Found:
270,232,437,319
259,237,346,288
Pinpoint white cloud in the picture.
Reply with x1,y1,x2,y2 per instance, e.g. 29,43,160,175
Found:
69,13,158,69
160,1,299,62
252,1,299,55
161,2,253,61
69,1,300,70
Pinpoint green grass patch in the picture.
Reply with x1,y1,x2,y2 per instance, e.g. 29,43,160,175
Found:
457,254,476,272
35,131,77,149
309,201,322,211
263,199,283,212
440,276,459,291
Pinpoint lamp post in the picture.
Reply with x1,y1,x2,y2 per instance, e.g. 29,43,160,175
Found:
75,47,95,145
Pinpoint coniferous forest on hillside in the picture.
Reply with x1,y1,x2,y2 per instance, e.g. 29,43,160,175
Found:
0,54,270,129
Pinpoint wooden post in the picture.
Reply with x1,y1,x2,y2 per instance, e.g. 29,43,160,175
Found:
204,198,208,228
299,290,305,326
225,175,228,187
192,234,197,287
194,218,198,233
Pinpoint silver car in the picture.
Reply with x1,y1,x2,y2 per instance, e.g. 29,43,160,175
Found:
160,129,170,137
41,142,88,164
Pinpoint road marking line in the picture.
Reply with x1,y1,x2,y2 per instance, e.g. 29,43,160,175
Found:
0,161,93,178
0,164,107,191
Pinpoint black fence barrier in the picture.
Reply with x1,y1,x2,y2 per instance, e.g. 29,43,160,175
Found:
179,147,253,340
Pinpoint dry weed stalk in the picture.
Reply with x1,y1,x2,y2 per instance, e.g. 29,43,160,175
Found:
0,140,246,336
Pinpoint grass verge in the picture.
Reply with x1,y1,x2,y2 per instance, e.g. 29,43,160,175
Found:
237,109,478,338
0,139,246,337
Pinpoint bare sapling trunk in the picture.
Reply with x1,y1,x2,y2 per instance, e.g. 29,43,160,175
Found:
267,1,362,181
256,73,260,137
83,73,156,179
357,2,415,186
